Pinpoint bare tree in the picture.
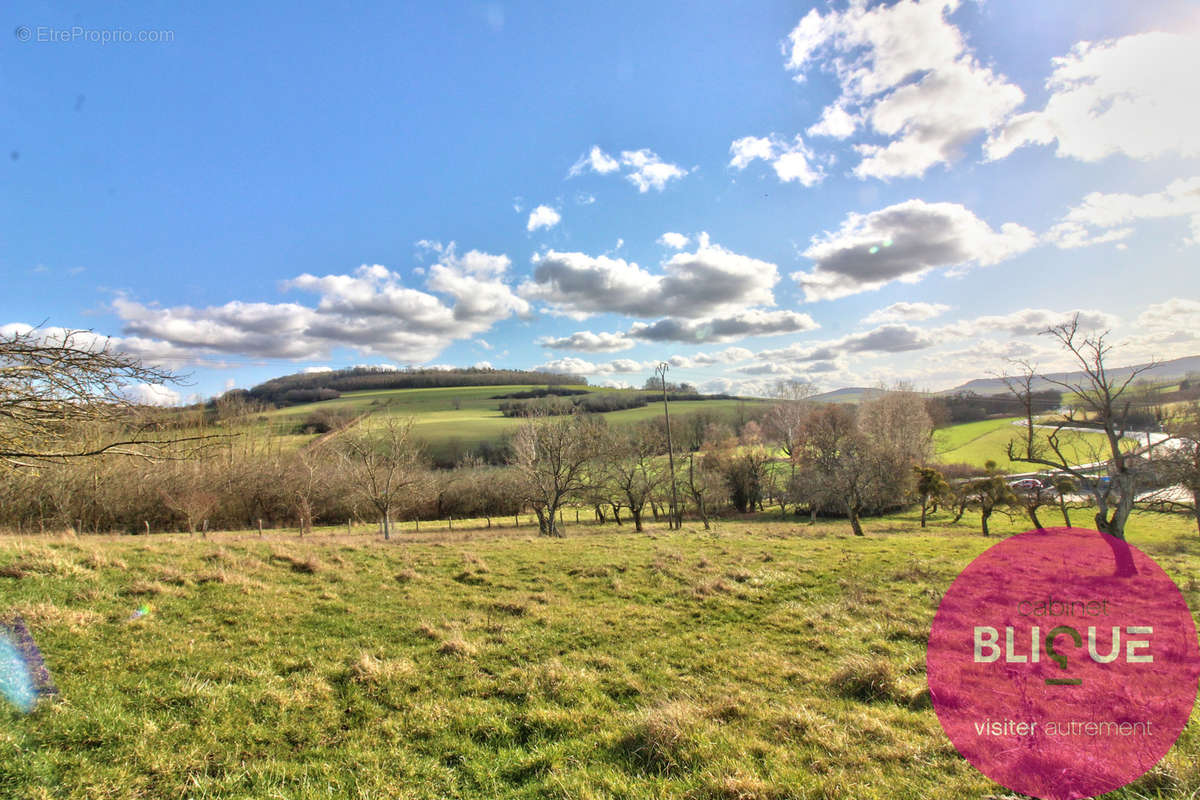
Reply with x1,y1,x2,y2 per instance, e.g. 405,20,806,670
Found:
599,423,665,532
1141,401,1200,535
511,413,603,537
681,449,728,531
1004,315,1155,573
762,378,817,509
0,327,211,467
338,416,425,540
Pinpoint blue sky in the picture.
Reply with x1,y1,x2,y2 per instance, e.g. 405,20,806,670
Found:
4,0,1199,403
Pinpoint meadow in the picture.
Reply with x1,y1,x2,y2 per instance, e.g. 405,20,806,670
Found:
932,416,1136,472
1,510,1198,799
262,385,762,461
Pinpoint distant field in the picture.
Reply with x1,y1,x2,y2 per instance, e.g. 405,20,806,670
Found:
262,386,762,459
934,417,1136,471
1,510,1196,799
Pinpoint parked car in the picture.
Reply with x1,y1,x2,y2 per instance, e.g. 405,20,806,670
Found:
1009,478,1044,490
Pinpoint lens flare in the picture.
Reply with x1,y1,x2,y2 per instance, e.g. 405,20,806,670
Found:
0,616,55,712
0,634,36,712
869,245,879,254
129,604,151,621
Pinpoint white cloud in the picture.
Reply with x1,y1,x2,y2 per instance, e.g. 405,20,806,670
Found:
938,308,1120,338
728,134,823,186
533,357,651,376
1137,299,1200,335
862,301,950,324
785,0,1024,179
110,244,528,364
793,199,1036,301
658,232,690,249
667,347,754,368
1046,176,1200,249
473,360,494,369
537,330,636,352
570,145,688,192
807,103,858,138
629,310,819,344
526,205,562,232
301,366,333,374
569,145,620,176
127,383,181,406
620,149,688,192
521,234,781,320
986,32,1200,163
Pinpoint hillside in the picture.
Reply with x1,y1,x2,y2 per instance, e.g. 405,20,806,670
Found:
942,354,1200,397
244,366,585,406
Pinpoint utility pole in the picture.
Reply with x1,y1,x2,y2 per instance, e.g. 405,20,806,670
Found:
656,362,681,530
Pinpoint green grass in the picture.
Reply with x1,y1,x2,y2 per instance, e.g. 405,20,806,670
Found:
262,386,763,460
934,417,1137,472
1,510,1198,799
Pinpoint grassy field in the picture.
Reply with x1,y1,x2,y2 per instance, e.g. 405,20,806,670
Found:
1,511,1198,799
933,417,1136,471
263,386,762,460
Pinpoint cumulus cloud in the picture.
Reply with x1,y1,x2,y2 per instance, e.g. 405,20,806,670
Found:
785,0,1024,179
537,330,635,352
807,103,858,138
111,244,528,364
526,205,561,232
939,308,1119,338
658,232,690,249
862,301,950,324
1046,177,1200,249
620,149,688,192
667,347,754,368
568,145,620,176
628,310,818,344
792,199,1036,301
521,234,781,320
127,383,181,406
533,357,651,376
985,32,1200,163
728,134,823,186
1138,299,1200,333
569,145,688,192
302,366,333,374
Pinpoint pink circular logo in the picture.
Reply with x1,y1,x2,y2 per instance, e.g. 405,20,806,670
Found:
927,527,1200,800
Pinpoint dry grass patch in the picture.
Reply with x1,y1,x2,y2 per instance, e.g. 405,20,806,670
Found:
438,633,478,658
394,567,420,583
123,580,169,597
621,700,709,775
829,656,901,704
348,652,416,686
6,602,102,633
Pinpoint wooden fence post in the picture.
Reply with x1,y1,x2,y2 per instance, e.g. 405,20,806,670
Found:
257,518,264,537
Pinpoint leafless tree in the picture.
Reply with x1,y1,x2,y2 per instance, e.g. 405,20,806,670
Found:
0,327,213,467
762,378,817,507
511,412,603,537
600,423,665,532
1141,401,1200,535
338,416,426,540
1004,315,1157,573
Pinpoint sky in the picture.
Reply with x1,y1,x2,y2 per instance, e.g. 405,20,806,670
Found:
4,0,1200,404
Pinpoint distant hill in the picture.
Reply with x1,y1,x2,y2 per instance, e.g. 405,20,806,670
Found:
243,366,585,406
809,387,885,404
941,354,1200,397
